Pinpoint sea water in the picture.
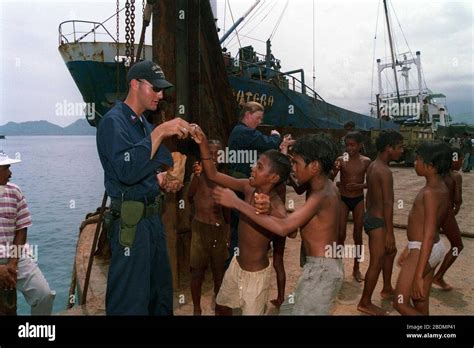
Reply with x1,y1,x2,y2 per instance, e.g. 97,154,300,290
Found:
1,136,103,314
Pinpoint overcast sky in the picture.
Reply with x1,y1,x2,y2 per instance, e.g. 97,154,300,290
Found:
0,0,472,127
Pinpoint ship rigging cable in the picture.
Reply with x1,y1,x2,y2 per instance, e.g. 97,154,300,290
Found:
370,0,381,106
224,0,268,47
223,0,265,48
383,6,388,100
227,2,242,51
312,0,315,92
242,0,279,36
76,5,126,43
141,0,146,60
269,0,289,40
225,0,277,49
389,0,428,90
377,0,429,101
236,0,267,33
223,0,227,35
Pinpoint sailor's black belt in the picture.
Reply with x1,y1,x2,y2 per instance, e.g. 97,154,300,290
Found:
110,194,164,219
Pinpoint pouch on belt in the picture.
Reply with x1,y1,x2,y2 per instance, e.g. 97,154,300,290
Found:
120,201,144,248
103,209,118,240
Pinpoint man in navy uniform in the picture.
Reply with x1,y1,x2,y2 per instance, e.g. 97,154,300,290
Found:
97,60,193,315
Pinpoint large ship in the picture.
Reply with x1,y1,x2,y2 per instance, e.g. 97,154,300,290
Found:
365,0,452,164
369,0,451,130
58,0,399,131
56,0,425,312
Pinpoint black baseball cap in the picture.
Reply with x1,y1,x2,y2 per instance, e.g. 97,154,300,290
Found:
127,60,173,89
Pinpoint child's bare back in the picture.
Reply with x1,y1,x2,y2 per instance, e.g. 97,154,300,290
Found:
365,159,393,218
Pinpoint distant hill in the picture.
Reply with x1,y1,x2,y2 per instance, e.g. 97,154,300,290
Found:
0,119,96,136
63,119,97,135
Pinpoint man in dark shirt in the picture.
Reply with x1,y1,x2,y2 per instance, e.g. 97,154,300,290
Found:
96,60,193,315
228,102,281,178
461,133,472,173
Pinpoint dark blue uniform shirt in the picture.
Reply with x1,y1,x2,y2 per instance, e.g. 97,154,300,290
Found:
228,122,281,177
96,101,173,202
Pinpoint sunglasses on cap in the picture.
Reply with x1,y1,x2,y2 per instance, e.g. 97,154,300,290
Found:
138,79,163,93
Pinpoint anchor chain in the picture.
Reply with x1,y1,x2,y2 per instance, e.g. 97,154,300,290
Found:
116,0,120,93
125,0,131,64
142,0,146,59
130,0,136,63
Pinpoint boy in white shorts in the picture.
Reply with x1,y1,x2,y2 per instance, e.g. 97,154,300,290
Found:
394,142,451,315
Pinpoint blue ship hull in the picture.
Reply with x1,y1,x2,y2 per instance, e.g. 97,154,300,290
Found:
229,76,398,130
64,60,398,131
64,61,128,122
59,39,398,131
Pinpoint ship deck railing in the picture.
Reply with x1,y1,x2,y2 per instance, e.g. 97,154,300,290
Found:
58,20,118,46
286,74,325,103
379,89,431,101
230,58,325,102
377,51,413,65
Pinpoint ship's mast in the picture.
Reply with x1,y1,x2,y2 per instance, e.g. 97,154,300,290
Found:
383,0,401,111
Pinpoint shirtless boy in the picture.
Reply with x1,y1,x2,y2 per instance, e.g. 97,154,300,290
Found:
433,150,464,290
357,129,403,316
394,141,451,315
192,126,291,315
187,140,229,315
213,134,344,315
270,134,297,308
331,131,371,282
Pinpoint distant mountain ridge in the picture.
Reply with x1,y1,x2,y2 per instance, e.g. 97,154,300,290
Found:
0,119,96,136
0,115,471,136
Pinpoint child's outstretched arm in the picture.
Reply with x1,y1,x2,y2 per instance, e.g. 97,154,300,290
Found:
213,187,319,237
329,157,342,181
380,171,396,254
192,125,248,193
453,173,463,215
187,161,202,203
